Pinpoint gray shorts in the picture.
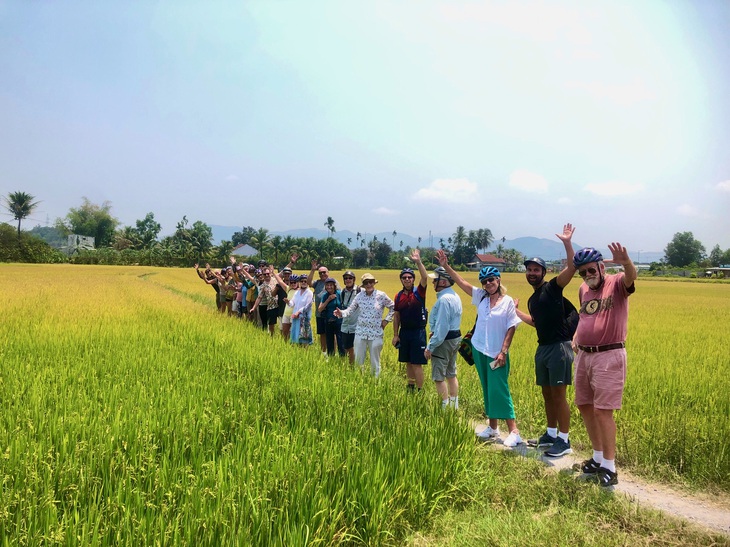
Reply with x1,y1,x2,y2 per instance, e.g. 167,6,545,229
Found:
431,337,460,381
535,341,573,386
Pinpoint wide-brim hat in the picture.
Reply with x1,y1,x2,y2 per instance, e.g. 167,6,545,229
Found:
361,273,377,283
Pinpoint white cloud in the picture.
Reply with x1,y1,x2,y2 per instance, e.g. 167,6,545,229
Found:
509,170,548,194
556,197,572,205
372,206,397,216
584,181,643,197
676,204,699,217
412,178,478,203
716,180,730,193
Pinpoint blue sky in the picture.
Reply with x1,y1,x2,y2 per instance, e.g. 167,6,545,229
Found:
2,1,729,253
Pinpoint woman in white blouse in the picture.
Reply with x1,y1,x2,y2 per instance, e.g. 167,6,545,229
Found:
436,250,523,447
334,273,394,377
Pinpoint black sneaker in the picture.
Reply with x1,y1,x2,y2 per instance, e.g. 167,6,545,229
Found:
527,431,557,448
578,458,601,474
544,437,572,457
596,467,618,487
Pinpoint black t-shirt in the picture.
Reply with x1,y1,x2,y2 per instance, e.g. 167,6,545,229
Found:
527,277,574,345
274,284,288,317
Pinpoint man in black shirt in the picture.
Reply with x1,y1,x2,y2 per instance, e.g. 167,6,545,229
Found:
515,224,577,458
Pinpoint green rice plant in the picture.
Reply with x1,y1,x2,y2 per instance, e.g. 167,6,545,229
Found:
0,264,727,546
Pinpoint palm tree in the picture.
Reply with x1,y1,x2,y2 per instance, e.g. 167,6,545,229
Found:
417,236,422,247
477,228,494,253
249,227,271,259
324,217,335,239
269,235,284,265
356,231,362,246
392,230,397,247
347,237,352,247
4,191,40,237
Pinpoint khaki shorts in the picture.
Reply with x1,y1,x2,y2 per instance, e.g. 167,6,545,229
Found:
431,337,460,381
574,348,627,410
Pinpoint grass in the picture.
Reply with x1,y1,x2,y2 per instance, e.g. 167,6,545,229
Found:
0,264,728,545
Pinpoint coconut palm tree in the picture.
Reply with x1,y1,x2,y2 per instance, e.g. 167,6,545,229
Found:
324,217,336,239
392,230,397,247
4,191,40,237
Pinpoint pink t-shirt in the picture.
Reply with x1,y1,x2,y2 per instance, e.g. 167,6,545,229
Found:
574,273,634,347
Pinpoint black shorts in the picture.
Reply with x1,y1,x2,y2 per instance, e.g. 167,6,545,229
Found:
535,341,573,386
264,306,278,326
398,328,428,365
341,331,356,350
316,316,327,335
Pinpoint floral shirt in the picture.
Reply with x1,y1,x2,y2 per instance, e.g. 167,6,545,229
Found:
257,278,278,308
340,289,395,340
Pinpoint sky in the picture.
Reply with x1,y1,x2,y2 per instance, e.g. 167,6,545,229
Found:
2,0,729,253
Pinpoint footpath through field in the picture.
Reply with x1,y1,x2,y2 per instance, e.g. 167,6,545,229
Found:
473,424,730,538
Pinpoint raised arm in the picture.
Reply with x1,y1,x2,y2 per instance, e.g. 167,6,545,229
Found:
307,259,318,288
608,242,637,288
436,249,473,296
411,248,428,289
272,269,289,293
555,223,577,288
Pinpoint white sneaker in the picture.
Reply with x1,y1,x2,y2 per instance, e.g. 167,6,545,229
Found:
476,426,500,441
503,431,523,448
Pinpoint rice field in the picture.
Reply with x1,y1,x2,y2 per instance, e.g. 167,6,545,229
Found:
1,263,728,545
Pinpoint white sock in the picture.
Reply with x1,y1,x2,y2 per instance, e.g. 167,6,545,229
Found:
557,431,569,442
602,459,616,473
450,396,459,409
441,398,449,408
593,450,604,464
547,427,558,438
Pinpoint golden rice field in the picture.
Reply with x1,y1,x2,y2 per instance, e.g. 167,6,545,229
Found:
1,263,728,545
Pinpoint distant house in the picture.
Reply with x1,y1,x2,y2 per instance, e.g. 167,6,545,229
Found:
231,243,259,258
468,253,507,272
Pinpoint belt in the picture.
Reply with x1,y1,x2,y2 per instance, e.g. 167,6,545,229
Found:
578,342,625,353
445,330,462,340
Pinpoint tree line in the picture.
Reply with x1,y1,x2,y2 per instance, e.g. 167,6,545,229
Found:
5,192,728,269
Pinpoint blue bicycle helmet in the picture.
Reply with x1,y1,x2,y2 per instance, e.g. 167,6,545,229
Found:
400,267,415,279
573,247,603,267
478,266,501,281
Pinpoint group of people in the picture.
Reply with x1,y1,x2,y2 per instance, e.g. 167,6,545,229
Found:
195,224,636,488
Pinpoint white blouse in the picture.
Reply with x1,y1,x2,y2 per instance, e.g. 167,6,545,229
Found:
470,287,521,358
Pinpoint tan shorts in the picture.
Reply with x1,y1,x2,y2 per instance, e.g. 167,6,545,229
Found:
574,348,627,410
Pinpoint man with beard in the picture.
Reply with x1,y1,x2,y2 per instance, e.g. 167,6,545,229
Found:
571,243,636,487
515,224,577,458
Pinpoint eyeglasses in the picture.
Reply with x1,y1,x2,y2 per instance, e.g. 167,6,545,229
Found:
481,277,496,284
318,272,328,276
362,280,375,285
578,267,598,277
401,276,414,280
343,276,355,280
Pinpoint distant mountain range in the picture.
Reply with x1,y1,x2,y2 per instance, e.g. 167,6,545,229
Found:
211,226,663,264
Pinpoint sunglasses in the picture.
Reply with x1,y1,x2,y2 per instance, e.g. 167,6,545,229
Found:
481,277,497,284
362,280,375,285
401,276,414,280
578,267,598,277
343,276,355,280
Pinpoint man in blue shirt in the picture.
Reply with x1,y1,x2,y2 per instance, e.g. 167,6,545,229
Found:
425,267,463,409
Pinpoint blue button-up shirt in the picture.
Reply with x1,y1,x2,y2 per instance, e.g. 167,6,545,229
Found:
427,286,462,351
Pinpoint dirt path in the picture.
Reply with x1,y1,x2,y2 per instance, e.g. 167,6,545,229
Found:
474,425,730,537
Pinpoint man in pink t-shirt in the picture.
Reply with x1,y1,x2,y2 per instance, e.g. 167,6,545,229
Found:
572,243,637,488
